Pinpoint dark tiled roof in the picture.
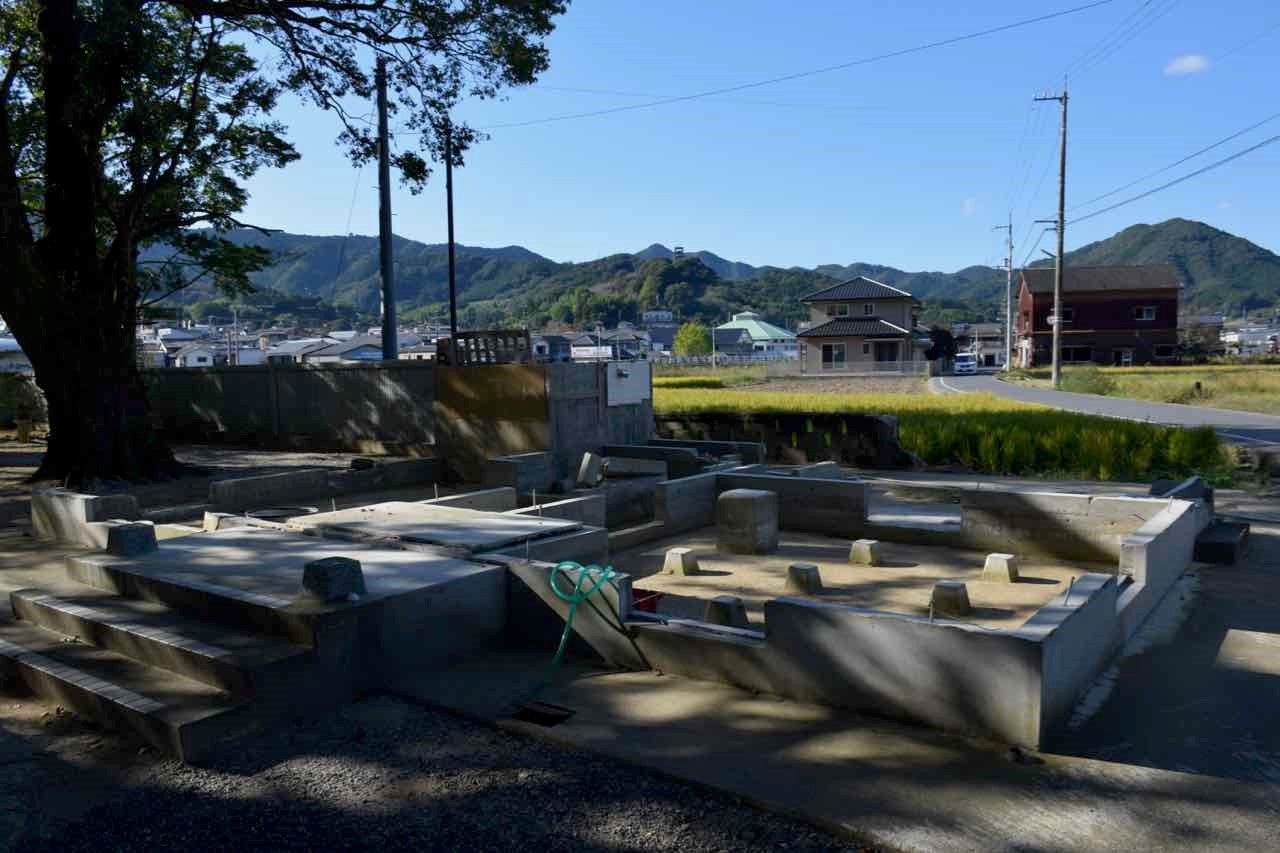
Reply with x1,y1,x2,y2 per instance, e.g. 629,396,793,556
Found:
800,276,914,302
308,334,384,357
797,318,912,338
1021,264,1180,294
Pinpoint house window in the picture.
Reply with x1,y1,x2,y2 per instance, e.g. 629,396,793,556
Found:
1154,344,1176,359
1134,305,1156,321
863,303,875,316
821,343,846,370
1060,307,1075,324
862,342,870,355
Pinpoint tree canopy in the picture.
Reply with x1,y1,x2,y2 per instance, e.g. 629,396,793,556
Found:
0,0,567,483
673,321,711,357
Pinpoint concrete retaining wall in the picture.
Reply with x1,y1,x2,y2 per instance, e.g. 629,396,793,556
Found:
1117,498,1209,640
655,472,718,535
483,452,556,495
31,490,142,548
959,491,1171,562
421,487,518,512
654,412,913,468
602,444,703,479
715,472,869,537
647,438,766,464
209,459,438,512
508,494,607,528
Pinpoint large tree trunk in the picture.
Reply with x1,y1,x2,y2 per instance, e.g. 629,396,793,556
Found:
28,320,177,487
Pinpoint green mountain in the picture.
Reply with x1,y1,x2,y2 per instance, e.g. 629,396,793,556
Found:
166,218,1277,330
1033,218,1280,313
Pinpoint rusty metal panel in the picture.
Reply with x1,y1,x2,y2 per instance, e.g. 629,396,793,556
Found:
434,365,551,478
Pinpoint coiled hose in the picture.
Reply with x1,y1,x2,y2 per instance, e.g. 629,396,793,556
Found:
547,560,616,673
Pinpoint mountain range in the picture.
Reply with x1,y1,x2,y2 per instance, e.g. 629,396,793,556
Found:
171,218,1280,330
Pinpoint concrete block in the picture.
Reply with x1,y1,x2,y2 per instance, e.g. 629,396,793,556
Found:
302,556,367,602
662,547,701,576
716,488,779,555
1194,521,1249,565
849,539,882,566
981,553,1020,583
785,563,823,595
931,581,971,617
604,457,668,478
31,489,142,546
508,493,607,528
716,473,867,538
703,595,750,629
105,523,158,556
1161,475,1214,505
577,452,603,487
155,524,202,540
201,511,248,532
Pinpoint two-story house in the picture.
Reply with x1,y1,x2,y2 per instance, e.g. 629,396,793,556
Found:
796,277,921,372
1014,265,1180,367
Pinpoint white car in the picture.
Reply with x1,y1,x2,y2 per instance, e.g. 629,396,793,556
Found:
953,353,978,375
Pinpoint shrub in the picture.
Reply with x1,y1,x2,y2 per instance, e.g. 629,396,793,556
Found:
1059,366,1117,396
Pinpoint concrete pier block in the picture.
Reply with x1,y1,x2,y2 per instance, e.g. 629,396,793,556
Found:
930,581,972,617
662,547,701,576
716,488,779,555
784,563,823,595
104,523,158,556
302,557,367,602
576,452,604,487
982,553,1020,583
849,539,882,566
703,595,750,629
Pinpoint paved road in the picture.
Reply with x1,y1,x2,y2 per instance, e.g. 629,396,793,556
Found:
931,373,1280,446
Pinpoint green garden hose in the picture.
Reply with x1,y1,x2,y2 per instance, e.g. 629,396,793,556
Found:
547,560,616,673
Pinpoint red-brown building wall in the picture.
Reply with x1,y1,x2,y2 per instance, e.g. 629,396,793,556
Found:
1015,283,1179,367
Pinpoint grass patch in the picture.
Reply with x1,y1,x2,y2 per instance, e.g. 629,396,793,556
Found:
1008,364,1280,416
651,364,766,386
653,387,1232,483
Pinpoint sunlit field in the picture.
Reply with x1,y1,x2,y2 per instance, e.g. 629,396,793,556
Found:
1008,364,1280,416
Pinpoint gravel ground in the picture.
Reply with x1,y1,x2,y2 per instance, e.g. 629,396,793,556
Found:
4,695,871,853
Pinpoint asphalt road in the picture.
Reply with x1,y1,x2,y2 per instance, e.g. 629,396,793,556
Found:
931,373,1280,446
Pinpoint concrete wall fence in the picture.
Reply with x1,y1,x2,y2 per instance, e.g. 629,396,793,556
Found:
146,362,436,451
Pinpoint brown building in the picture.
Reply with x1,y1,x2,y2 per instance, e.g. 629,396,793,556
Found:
1014,265,1181,368
796,277,924,373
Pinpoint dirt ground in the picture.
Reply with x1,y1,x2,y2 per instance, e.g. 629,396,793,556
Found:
750,377,925,395
613,529,1102,629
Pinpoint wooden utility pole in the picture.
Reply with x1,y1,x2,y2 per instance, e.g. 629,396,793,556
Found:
444,119,458,339
1036,88,1068,388
993,215,1013,371
376,57,398,360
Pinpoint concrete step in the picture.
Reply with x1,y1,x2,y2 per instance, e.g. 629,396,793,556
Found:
65,554,315,647
10,586,312,695
0,619,253,762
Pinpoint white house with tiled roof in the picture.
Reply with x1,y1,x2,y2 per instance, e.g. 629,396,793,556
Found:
796,277,925,373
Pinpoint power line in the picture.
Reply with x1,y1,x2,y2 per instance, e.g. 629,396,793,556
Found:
482,0,1117,130
1067,0,1181,80
1068,133,1280,225
533,85,890,111
1214,19,1280,62
1062,0,1161,79
1070,110,1280,211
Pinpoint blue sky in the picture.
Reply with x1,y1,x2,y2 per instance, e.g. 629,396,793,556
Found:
239,0,1280,272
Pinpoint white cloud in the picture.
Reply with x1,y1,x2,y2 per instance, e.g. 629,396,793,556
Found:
1164,54,1210,76
960,198,980,217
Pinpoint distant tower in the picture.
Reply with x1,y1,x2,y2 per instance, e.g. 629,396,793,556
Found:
673,246,685,259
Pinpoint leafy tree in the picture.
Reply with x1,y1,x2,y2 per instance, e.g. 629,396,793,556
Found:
673,321,711,357
925,326,958,361
0,0,565,484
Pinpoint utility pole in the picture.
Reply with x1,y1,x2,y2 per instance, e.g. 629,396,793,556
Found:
444,118,458,340
375,57,398,360
1035,87,1068,388
993,215,1013,371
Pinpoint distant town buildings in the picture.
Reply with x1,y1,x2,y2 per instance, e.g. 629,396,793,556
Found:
714,311,799,360
796,277,925,373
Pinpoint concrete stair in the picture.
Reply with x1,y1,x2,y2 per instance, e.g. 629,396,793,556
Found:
0,620,253,760
10,586,312,695
0,561,317,761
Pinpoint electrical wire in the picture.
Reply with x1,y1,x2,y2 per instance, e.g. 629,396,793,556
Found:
1070,110,1280,211
1068,134,1280,225
482,0,1117,130
533,85,889,112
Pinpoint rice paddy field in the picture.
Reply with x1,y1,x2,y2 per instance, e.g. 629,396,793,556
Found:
1009,364,1280,416
653,384,1232,483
